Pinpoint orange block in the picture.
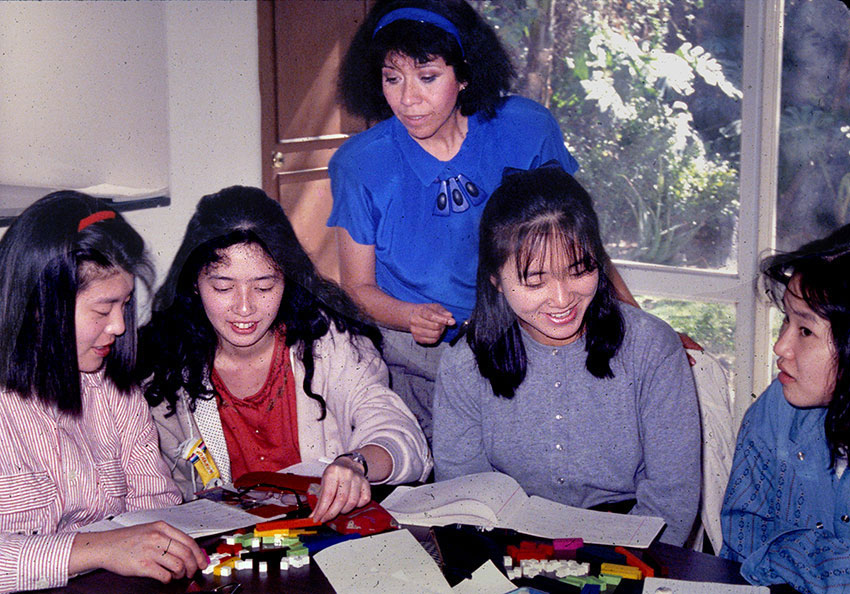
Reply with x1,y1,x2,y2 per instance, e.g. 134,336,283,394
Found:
255,517,321,532
613,546,655,578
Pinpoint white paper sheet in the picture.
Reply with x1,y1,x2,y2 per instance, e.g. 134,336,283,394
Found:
642,577,770,594
451,560,517,594
314,529,453,594
76,498,258,538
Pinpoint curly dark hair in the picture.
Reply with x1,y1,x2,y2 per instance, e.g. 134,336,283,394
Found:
138,186,381,420
761,223,850,463
338,0,515,122
468,166,624,398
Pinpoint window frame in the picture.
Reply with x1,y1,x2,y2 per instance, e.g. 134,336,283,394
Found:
612,0,785,423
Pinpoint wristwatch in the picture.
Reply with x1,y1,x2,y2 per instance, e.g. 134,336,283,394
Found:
335,451,369,478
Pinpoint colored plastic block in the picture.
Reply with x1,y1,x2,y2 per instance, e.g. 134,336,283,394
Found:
599,562,642,580
613,546,655,578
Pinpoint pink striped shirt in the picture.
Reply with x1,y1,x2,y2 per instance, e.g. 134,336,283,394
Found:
0,372,181,592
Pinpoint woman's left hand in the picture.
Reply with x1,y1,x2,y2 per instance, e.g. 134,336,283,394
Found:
311,456,371,523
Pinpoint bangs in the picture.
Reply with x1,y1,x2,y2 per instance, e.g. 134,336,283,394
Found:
512,219,599,282
77,260,122,292
794,261,835,320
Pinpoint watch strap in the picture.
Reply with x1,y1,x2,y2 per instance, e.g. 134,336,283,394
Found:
335,451,368,479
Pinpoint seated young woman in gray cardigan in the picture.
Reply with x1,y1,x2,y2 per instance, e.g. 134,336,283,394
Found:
139,187,431,523
432,166,701,546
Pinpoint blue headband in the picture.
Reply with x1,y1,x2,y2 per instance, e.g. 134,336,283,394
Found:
373,8,465,56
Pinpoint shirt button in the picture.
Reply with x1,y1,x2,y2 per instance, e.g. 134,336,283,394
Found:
558,477,565,484
551,349,559,356
555,444,564,451
797,451,805,461
554,381,562,388
816,522,824,529
255,429,260,434
260,456,265,461
842,515,849,523
555,414,563,421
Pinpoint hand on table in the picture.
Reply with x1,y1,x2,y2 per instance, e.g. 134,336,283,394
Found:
71,521,208,582
409,303,455,345
310,456,371,523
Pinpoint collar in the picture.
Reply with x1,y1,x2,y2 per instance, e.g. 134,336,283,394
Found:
391,112,479,187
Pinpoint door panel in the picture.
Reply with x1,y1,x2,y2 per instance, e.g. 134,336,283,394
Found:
259,0,370,281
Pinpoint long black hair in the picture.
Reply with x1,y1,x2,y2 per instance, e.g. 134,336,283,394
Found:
761,223,850,462
339,0,514,122
0,191,152,415
469,167,624,398
139,186,381,420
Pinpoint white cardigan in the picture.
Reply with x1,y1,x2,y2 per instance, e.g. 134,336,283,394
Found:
150,326,432,499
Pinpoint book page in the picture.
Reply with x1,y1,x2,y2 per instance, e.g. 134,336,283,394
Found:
108,498,258,537
382,472,665,548
504,496,664,547
381,473,527,528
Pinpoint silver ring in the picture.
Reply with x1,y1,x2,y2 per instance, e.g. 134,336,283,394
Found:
162,537,172,556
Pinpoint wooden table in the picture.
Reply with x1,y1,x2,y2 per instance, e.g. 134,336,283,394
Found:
42,527,799,593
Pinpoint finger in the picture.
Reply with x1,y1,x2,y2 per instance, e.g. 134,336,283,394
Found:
311,472,340,521
431,306,455,325
162,538,200,578
327,480,358,519
159,550,187,580
139,563,172,584
412,316,446,332
423,309,455,325
359,480,372,507
411,324,444,343
157,525,207,572
412,331,441,345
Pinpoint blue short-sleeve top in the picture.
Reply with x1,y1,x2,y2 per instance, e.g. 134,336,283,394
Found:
328,95,578,325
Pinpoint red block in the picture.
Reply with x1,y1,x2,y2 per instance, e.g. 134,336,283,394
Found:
216,543,243,556
614,546,655,578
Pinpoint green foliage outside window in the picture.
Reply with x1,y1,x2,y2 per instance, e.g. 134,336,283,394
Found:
474,0,742,268
636,296,735,371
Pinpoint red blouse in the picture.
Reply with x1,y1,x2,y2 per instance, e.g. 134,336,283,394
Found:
212,328,301,481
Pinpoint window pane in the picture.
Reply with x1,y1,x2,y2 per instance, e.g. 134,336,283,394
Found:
635,296,736,400
475,0,743,270
776,0,850,252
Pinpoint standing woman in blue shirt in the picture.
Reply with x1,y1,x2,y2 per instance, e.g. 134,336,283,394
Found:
327,0,601,441
721,224,850,593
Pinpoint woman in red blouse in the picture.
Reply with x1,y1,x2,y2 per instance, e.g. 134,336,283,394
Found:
140,186,431,522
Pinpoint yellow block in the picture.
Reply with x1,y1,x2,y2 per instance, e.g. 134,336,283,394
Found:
600,562,642,580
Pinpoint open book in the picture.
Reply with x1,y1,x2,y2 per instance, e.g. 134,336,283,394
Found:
76,498,258,538
381,472,665,548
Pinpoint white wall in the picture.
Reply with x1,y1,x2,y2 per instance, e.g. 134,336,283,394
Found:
0,0,262,285
0,1,169,189
126,1,262,281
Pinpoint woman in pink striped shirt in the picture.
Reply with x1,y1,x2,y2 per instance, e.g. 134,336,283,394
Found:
0,192,207,592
